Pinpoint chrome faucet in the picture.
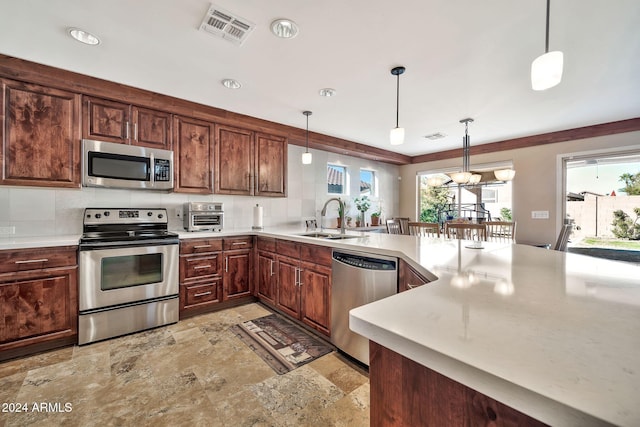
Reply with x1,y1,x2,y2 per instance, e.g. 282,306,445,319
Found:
321,197,346,234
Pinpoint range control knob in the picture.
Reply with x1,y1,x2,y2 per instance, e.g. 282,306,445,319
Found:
147,211,153,217
158,214,164,219
95,213,102,219
104,211,110,217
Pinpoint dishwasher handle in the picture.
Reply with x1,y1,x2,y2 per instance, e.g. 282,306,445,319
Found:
332,252,397,271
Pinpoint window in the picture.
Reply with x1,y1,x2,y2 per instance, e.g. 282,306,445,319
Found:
327,164,346,194
360,169,375,196
481,188,497,203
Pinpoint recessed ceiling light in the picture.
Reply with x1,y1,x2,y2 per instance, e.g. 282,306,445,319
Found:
68,27,100,45
270,19,299,39
424,132,446,140
319,88,336,97
221,78,242,89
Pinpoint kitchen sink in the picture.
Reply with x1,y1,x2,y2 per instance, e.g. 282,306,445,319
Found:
297,232,361,240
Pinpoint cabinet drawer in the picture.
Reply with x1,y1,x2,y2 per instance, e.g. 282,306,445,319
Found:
180,254,222,279
276,240,300,258
223,236,253,250
300,244,332,267
183,280,221,306
180,238,223,254
0,246,77,274
257,237,276,252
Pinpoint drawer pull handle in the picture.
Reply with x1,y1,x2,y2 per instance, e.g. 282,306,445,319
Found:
194,291,212,297
193,245,212,249
232,242,248,245
193,265,211,270
15,258,49,264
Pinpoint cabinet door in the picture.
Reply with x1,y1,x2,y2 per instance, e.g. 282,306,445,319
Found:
132,106,172,149
255,132,287,197
276,256,300,319
1,79,81,188
300,262,331,336
173,115,214,193
214,124,253,195
257,251,277,306
223,249,252,300
0,267,77,346
399,259,429,292
83,96,130,143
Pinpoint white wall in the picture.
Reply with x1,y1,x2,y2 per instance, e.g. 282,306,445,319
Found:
0,145,400,237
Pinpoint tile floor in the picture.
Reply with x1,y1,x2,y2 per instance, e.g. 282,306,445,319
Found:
0,304,370,427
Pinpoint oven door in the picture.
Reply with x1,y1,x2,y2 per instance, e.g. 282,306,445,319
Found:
79,242,178,311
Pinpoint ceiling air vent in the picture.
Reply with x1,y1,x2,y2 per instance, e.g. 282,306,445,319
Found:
199,4,255,46
424,132,446,140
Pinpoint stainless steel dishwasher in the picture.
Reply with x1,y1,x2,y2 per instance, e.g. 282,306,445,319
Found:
331,249,398,365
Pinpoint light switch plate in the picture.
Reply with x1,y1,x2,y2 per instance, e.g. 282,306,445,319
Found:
531,210,549,219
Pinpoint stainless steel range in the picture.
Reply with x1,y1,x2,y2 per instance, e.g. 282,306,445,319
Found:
78,208,179,345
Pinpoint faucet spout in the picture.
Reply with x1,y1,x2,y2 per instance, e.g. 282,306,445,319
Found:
320,197,346,234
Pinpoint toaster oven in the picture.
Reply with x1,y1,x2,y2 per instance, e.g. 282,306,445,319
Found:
183,202,224,231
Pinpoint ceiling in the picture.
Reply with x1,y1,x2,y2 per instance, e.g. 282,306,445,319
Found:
1,0,639,157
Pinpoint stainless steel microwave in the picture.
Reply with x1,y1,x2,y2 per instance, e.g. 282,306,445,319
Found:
82,139,173,190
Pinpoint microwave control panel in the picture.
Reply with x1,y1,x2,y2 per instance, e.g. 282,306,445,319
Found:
154,159,172,182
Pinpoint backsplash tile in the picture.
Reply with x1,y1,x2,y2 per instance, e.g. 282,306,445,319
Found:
2,146,400,237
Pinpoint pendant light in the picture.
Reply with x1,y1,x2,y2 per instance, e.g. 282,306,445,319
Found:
302,110,312,165
450,118,474,184
390,66,406,145
531,0,563,91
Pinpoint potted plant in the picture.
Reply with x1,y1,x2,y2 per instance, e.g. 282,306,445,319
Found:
354,196,371,227
337,201,349,229
371,208,381,226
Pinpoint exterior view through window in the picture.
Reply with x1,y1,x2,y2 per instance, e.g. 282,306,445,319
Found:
360,169,375,196
418,173,513,226
327,164,346,194
563,151,640,263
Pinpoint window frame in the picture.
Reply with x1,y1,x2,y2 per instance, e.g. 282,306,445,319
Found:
327,163,348,195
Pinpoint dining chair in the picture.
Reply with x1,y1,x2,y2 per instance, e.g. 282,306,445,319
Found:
386,219,403,235
485,221,516,243
408,222,440,237
444,222,487,241
392,217,410,235
553,224,572,251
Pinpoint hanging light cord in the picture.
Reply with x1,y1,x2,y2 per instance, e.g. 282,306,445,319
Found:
303,110,312,153
395,72,400,128
545,0,551,53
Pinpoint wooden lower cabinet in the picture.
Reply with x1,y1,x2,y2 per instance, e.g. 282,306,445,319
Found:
369,341,548,427
399,259,431,292
179,236,254,317
274,240,332,336
0,246,78,362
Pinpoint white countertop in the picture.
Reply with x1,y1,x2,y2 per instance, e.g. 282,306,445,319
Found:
3,228,638,426
348,237,640,427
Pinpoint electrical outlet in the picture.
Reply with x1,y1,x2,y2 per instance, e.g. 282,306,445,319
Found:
175,208,182,218
0,226,16,235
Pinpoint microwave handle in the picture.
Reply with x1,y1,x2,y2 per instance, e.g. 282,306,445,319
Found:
150,153,155,184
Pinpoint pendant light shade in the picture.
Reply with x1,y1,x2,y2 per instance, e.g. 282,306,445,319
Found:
390,66,406,145
531,0,563,90
302,110,312,165
494,168,516,181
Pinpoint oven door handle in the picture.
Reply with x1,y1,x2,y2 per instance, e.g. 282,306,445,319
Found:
80,239,179,251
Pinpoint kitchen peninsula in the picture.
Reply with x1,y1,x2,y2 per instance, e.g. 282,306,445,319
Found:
1,229,639,426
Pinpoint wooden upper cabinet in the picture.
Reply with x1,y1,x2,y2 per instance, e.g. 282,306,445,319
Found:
83,96,172,149
173,115,214,194
214,124,253,195
214,125,287,197
255,132,287,197
0,79,81,188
